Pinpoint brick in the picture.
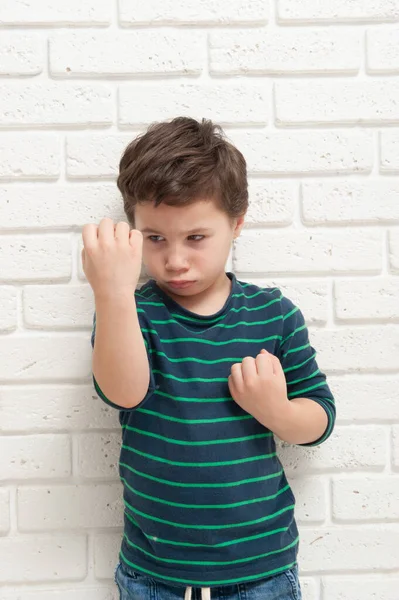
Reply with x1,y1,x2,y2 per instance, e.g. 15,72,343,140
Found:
0,0,110,25
312,327,399,373
17,483,123,530
0,286,17,332
77,433,121,478
0,33,43,75
323,577,399,600
278,426,387,476
334,278,399,320
0,135,60,180
299,527,399,572
380,131,399,172
94,533,123,579
300,579,318,600
23,284,94,328
332,476,399,521
50,31,204,76
302,180,399,224
0,185,124,229
389,229,399,273
0,385,119,432
234,229,382,275
1,435,71,480
67,134,132,179
393,425,399,469
227,130,373,175
0,336,91,381
367,28,399,73
277,0,399,23
210,29,361,74
119,0,269,25
0,535,87,583
0,84,112,127
0,589,116,600
289,477,327,524
275,80,399,125
244,180,296,226
243,278,328,325
329,376,399,422
119,83,270,127
0,236,71,282
0,487,10,533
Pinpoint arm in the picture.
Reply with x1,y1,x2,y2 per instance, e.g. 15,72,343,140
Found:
275,296,336,447
92,293,151,410
267,397,329,445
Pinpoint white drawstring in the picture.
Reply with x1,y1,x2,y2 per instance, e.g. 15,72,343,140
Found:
184,586,211,599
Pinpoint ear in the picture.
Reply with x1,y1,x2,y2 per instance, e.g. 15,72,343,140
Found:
233,212,246,239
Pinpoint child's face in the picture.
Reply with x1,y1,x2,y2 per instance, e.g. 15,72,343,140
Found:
134,197,245,298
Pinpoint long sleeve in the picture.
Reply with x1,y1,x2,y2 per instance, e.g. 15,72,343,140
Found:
277,295,336,447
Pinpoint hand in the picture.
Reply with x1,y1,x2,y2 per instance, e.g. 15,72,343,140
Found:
228,349,291,430
82,218,143,300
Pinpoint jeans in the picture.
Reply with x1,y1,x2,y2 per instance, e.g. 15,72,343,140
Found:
114,560,302,600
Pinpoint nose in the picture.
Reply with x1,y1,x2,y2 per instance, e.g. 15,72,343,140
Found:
165,248,189,272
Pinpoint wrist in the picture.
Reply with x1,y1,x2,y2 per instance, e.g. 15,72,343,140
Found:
95,289,136,307
268,399,295,439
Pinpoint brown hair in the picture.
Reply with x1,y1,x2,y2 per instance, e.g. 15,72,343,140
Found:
117,116,248,227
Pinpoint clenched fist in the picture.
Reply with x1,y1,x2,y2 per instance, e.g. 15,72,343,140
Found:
82,218,143,300
228,349,290,430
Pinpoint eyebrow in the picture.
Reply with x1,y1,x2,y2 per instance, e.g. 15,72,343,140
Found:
141,227,213,235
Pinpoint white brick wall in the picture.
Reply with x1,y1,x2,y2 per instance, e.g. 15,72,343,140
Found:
49,32,206,77
1,1,398,598
209,29,362,74
275,80,399,125
118,0,270,25
277,1,399,23
119,83,271,127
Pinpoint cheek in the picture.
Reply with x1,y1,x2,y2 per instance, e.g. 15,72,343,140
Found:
141,248,154,270
208,239,232,258
142,244,158,260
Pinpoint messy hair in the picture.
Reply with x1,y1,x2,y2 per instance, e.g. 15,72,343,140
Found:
117,116,248,227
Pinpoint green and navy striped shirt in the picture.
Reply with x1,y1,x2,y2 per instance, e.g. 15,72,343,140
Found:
91,271,335,589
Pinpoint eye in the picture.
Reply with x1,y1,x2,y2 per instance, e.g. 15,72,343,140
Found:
147,235,205,243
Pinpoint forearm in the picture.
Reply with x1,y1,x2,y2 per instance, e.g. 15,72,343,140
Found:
268,397,328,445
92,294,150,409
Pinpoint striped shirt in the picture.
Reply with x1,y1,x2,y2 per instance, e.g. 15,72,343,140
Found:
91,271,335,588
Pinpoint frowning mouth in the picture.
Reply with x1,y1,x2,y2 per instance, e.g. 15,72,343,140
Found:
167,281,196,288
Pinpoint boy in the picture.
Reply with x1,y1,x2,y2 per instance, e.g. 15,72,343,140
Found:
82,117,336,600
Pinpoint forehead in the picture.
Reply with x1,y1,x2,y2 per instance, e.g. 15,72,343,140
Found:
135,199,227,234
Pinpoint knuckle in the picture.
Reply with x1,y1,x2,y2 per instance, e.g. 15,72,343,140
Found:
85,245,96,256
82,223,97,236
100,240,113,250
